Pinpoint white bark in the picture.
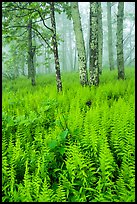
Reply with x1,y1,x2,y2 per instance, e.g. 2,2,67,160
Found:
71,2,88,86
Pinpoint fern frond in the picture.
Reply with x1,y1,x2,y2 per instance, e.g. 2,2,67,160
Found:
55,183,67,202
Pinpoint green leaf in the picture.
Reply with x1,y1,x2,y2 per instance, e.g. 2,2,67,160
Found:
48,140,58,150
59,129,68,141
59,146,65,155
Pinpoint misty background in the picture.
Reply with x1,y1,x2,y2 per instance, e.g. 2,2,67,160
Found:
2,2,135,76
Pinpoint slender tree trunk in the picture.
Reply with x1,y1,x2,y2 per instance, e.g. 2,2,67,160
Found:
129,23,133,65
68,20,73,70
44,46,47,73
98,2,103,74
47,48,51,74
117,2,125,79
71,2,88,86
28,19,36,86
22,54,25,76
50,2,62,92
129,34,132,64
73,46,77,71
44,45,51,74
107,2,114,70
86,17,90,70
89,2,99,86
62,12,66,71
30,46,36,85
33,31,36,76
14,50,19,77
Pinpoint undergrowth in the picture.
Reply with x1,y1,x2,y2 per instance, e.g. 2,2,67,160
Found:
2,68,135,202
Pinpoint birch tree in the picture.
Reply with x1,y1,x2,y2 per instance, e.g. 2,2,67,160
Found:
107,2,114,70
117,2,125,79
50,2,62,92
89,2,99,86
71,2,88,86
98,2,103,74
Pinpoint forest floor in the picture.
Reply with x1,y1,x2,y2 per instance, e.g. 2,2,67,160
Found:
2,68,135,202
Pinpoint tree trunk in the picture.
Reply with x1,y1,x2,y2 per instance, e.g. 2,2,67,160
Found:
50,2,62,92
28,18,31,79
61,12,66,71
107,2,114,70
68,20,73,70
73,46,77,71
28,19,36,86
89,2,99,86
30,46,36,86
33,31,36,76
117,2,125,79
86,17,90,70
98,2,103,74
71,2,88,86
22,54,25,76
14,50,19,77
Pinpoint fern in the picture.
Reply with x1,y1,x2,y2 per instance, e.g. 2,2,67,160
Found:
38,177,54,202
55,183,67,202
2,154,9,202
2,68,135,202
31,159,42,201
19,159,33,202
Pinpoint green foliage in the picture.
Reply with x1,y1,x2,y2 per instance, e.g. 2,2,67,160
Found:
2,68,135,202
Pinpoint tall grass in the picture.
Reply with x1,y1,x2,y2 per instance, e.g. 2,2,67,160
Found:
2,68,135,202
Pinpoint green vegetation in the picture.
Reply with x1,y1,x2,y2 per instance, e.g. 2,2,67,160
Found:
2,68,135,202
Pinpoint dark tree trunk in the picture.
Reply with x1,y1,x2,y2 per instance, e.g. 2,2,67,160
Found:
30,46,36,86
117,2,125,79
28,19,36,85
28,20,31,79
50,2,62,92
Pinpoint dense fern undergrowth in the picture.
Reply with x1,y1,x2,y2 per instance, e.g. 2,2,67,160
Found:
2,68,135,202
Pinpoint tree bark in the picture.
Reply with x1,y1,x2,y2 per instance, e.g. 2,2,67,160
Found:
30,46,36,86
89,2,99,86
71,2,88,86
68,20,73,70
73,46,77,71
107,2,114,70
60,12,66,71
98,2,103,74
28,19,36,86
22,54,25,76
117,2,125,79
50,2,62,92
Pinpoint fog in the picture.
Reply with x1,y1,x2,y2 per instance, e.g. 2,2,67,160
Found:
2,2,135,76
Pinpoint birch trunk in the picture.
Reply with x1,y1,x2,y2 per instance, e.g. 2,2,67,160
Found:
89,2,99,86
62,13,66,71
98,2,103,74
107,2,114,70
71,2,88,86
117,2,125,79
50,2,62,92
